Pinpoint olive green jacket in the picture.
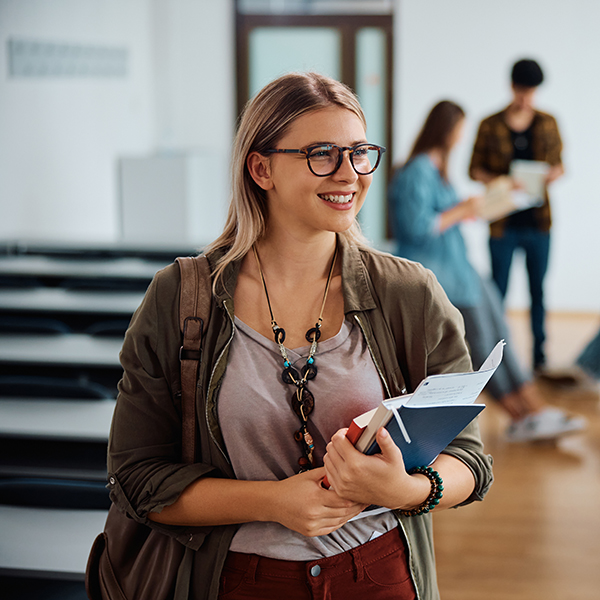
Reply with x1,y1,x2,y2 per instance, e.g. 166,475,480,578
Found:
107,236,494,600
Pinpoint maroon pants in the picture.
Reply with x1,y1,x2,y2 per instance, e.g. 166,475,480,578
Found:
218,528,417,600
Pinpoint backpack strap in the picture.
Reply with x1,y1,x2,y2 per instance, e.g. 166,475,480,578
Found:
176,255,212,464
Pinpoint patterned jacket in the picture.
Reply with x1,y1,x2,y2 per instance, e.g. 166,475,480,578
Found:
469,107,562,236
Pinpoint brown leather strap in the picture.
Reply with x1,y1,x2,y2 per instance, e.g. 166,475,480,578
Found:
176,255,212,464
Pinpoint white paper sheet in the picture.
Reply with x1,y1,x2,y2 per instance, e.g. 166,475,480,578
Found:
510,159,550,202
403,340,505,407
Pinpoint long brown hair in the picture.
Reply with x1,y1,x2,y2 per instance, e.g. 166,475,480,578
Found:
204,72,371,290
406,100,465,180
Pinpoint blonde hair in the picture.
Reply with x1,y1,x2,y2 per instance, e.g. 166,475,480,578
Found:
204,72,371,289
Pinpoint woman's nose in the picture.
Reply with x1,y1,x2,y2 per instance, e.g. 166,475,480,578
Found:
333,150,358,181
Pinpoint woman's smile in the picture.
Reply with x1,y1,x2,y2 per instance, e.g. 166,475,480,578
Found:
317,191,355,208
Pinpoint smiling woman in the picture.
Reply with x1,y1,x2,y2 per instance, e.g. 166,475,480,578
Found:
246,106,373,248
96,72,493,600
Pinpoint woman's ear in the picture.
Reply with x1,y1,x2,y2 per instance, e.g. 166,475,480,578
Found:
247,152,274,190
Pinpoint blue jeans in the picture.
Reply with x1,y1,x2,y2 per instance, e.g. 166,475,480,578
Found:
489,228,550,369
458,276,529,401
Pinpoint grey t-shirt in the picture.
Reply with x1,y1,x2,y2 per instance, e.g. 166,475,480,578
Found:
218,316,399,560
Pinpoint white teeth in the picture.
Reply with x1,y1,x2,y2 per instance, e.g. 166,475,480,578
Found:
320,193,353,204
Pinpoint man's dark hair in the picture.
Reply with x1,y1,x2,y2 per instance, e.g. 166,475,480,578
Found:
511,59,544,87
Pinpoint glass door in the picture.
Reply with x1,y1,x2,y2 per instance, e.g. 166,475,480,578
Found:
355,27,387,242
249,27,341,96
236,9,393,243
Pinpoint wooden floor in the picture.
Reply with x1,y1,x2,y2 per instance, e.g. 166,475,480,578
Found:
434,312,600,600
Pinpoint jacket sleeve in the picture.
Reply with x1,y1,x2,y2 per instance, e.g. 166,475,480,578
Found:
545,115,563,166
422,272,494,505
107,264,218,549
469,119,492,179
389,162,441,246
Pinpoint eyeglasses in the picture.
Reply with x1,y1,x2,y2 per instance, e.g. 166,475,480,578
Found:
264,143,386,177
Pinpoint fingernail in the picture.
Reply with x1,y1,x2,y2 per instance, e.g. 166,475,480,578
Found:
379,427,389,438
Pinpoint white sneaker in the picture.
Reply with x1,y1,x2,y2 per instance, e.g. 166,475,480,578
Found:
506,407,587,442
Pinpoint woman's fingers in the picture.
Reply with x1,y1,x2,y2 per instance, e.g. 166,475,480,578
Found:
323,428,418,508
301,502,368,537
272,467,367,536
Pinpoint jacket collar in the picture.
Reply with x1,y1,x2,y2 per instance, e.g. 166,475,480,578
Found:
338,235,377,313
499,105,542,127
208,234,377,314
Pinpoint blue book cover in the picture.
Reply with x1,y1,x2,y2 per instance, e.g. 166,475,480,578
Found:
364,403,485,471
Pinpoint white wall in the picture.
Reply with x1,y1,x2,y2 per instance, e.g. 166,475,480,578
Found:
152,0,235,153
0,0,596,311
0,0,234,245
0,0,156,242
394,0,600,312
150,0,235,243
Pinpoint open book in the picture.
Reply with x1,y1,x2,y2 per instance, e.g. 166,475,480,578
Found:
324,340,505,518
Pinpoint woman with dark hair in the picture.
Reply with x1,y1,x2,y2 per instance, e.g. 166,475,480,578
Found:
105,77,494,600
389,100,585,441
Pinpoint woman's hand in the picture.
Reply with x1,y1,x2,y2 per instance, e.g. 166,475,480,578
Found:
460,195,483,220
149,442,475,530
439,196,482,232
270,467,368,537
323,428,430,510
510,177,526,191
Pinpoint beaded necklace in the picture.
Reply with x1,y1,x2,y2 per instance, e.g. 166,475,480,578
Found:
252,244,338,471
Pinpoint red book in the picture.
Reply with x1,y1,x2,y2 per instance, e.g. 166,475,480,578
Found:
321,397,485,489
321,341,504,490
321,407,378,489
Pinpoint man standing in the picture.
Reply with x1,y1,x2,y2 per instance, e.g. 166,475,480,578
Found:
470,59,564,371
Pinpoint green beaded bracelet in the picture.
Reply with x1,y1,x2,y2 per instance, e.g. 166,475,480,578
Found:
399,466,444,517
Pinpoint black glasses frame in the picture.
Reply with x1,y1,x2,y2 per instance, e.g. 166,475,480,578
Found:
264,143,386,177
